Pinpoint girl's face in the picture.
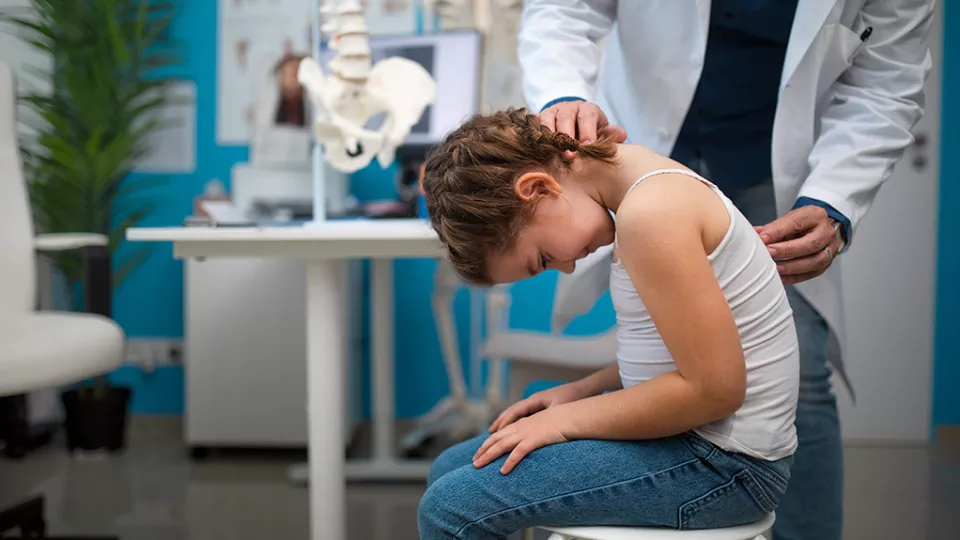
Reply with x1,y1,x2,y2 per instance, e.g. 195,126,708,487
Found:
484,173,615,284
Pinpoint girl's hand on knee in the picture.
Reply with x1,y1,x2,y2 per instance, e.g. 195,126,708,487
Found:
489,382,591,433
474,407,572,474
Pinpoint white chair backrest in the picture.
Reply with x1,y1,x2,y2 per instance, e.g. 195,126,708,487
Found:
0,62,36,315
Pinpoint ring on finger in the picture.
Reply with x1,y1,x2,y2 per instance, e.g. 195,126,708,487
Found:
823,246,834,264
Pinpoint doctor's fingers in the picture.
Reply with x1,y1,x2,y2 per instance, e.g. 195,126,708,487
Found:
774,234,842,281
541,104,581,161
555,106,580,141
599,124,628,144
574,105,601,143
539,104,564,134
757,206,828,245
540,101,601,140
766,219,836,260
570,102,623,144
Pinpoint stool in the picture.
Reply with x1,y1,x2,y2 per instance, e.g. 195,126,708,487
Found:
539,513,774,540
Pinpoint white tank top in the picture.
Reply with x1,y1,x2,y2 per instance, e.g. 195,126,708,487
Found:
611,169,799,461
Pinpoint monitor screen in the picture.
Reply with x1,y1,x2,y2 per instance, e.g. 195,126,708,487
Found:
318,30,481,146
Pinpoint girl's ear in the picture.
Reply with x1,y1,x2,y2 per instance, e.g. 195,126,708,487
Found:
515,172,562,202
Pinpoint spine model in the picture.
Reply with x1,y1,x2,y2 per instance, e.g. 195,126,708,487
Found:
298,0,437,173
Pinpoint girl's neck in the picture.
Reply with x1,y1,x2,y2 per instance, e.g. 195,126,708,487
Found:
579,144,678,213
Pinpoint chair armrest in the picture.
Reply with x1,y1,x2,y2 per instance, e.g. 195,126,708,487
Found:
33,234,112,317
483,329,618,369
34,233,108,252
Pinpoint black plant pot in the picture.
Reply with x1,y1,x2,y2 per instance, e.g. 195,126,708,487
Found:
61,387,131,453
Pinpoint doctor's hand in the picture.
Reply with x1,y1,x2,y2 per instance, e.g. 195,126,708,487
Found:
474,406,572,474
755,206,844,286
540,101,627,160
489,381,591,433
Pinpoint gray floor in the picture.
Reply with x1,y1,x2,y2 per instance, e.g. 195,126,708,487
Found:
1,418,958,540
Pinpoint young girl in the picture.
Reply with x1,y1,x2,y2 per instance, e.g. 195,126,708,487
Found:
418,109,799,538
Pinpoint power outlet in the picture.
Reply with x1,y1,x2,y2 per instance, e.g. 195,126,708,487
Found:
124,338,185,372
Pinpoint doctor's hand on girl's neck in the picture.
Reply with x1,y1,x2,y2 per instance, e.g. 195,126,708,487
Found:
420,108,683,286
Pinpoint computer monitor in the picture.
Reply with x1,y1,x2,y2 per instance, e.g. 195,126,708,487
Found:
319,30,482,147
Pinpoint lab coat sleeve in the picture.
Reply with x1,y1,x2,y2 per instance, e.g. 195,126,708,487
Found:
518,0,618,112
796,0,935,243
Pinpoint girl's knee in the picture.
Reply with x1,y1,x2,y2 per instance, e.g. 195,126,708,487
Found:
418,474,464,538
427,435,488,486
420,457,508,539
428,446,465,486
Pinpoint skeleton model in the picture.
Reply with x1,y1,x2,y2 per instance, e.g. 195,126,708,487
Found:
297,0,437,174
398,264,511,455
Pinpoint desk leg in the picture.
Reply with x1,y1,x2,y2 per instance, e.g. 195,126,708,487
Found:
371,258,395,463
306,260,346,540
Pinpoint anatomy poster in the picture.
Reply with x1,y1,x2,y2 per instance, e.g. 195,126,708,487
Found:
217,0,419,145
217,0,313,144
362,0,417,35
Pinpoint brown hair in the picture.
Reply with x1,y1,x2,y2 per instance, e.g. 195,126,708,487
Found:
421,108,618,285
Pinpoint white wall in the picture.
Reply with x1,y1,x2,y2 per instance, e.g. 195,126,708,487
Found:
0,0,50,140
836,2,942,443
0,0,39,74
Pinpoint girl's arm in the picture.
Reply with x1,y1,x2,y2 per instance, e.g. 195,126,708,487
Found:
564,176,745,440
575,361,623,396
488,362,622,433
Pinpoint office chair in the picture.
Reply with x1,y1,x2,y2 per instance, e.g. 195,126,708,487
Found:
0,61,123,539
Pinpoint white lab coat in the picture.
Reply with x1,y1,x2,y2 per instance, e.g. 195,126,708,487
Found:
519,0,935,382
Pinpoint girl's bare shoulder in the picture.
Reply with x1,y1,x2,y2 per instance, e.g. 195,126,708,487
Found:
616,173,731,255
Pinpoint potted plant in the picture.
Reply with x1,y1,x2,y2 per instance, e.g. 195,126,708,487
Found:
1,0,181,452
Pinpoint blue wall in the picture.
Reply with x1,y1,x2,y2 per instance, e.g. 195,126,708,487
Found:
933,1,959,429
112,0,240,414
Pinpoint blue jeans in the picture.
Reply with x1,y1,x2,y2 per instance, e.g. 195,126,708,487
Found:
726,181,844,540
418,433,793,539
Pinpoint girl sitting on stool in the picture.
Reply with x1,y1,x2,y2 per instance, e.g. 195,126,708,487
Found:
417,108,799,539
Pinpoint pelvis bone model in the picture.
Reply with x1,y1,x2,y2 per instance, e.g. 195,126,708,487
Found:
297,0,437,173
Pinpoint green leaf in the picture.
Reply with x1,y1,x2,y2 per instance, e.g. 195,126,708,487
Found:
109,207,150,251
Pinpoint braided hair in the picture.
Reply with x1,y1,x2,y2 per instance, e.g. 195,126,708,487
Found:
421,108,618,285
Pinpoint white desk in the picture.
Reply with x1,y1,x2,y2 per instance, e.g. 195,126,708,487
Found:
128,219,445,540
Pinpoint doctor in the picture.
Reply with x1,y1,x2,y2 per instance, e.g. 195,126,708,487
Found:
518,1,934,540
